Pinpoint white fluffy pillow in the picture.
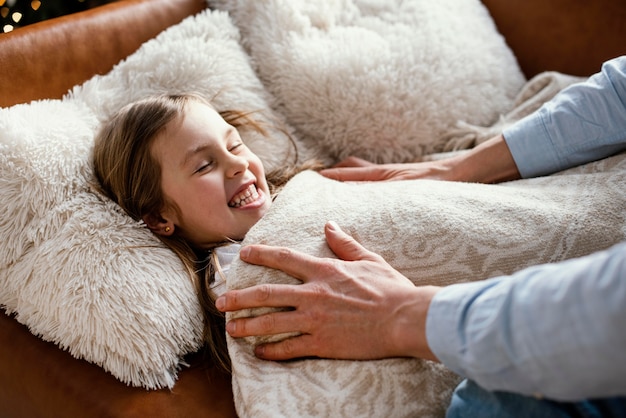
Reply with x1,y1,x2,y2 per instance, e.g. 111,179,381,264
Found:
0,9,296,389
71,9,301,172
209,0,527,163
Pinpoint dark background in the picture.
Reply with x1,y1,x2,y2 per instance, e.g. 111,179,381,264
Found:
1,0,116,33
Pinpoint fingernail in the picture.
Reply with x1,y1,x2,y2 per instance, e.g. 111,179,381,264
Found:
215,296,225,311
226,320,236,335
327,220,338,231
239,246,250,260
255,345,265,357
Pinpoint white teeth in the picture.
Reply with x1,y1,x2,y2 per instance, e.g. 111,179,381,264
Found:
229,184,260,208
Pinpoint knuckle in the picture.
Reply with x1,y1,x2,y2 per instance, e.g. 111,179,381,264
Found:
281,338,298,357
255,284,272,302
259,313,276,333
276,247,294,262
307,282,331,299
305,304,328,325
316,260,340,279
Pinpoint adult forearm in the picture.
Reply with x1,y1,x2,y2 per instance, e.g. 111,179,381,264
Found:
426,242,626,401
443,134,521,183
320,133,522,183
503,56,626,178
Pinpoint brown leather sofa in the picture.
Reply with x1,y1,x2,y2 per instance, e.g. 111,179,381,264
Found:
0,0,624,416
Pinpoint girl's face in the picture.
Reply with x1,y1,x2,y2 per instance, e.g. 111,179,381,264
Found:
149,101,271,248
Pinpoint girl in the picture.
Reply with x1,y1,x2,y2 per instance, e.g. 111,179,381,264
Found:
92,93,320,372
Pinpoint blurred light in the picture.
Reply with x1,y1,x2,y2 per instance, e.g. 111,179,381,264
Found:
11,11,21,22
31,0,41,11
0,6,8,18
0,0,5,7
3,24,14,32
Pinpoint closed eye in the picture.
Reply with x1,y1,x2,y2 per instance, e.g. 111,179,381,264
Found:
194,161,213,174
226,126,245,152
229,142,244,153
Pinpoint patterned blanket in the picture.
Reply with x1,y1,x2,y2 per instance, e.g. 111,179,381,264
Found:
227,155,626,417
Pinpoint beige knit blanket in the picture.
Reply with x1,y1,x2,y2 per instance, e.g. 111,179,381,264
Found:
226,153,626,417
439,70,585,151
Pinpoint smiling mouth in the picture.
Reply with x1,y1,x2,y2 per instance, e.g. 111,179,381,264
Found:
229,184,261,208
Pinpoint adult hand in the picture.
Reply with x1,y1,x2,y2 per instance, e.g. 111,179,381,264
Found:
320,134,521,184
320,156,455,182
216,221,441,362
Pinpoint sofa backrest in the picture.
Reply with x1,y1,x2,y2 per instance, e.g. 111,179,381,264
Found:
482,0,626,78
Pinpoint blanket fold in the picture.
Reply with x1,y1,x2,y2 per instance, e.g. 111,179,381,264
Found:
439,71,586,151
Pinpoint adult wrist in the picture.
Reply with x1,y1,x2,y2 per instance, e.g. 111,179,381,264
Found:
391,285,441,361
446,134,521,184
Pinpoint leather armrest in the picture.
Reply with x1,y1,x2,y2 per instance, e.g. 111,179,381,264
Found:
0,0,206,108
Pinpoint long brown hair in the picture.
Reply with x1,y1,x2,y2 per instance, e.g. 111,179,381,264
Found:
92,94,320,372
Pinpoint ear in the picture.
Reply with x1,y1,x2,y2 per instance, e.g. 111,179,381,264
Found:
142,212,175,237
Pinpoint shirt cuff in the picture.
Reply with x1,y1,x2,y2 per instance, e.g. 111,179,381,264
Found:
425,279,497,378
502,109,562,179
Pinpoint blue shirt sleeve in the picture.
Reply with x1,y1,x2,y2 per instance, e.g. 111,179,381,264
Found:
503,56,626,178
426,242,626,401
426,57,626,401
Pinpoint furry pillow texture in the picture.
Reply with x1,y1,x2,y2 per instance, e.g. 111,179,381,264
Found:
0,9,297,389
209,0,527,164
227,155,626,417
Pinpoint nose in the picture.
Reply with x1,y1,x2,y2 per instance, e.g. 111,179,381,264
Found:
225,153,249,178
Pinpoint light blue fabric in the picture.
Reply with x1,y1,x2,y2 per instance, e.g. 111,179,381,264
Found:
503,56,626,178
429,243,626,401
426,55,626,402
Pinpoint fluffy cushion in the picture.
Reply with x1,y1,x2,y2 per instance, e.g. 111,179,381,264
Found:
209,0,526,163
227,155,626,417
0,9,297,389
